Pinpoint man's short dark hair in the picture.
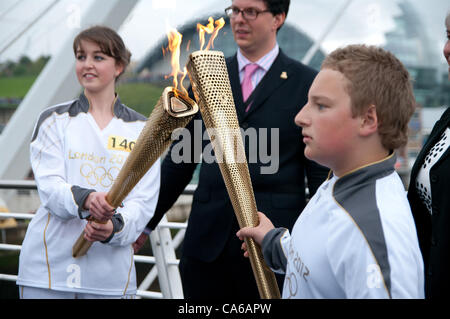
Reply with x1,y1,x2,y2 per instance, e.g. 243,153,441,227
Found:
264,0,290,17
263,0,290,31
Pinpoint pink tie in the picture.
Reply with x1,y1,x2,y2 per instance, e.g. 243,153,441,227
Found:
241,63,259,106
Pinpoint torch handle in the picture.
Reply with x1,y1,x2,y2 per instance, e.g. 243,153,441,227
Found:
72,97,166,259
72,88,198,258
72,230,93,258
186,50,281,299
245,237,281,299
72,183,124,258
72,217,108,258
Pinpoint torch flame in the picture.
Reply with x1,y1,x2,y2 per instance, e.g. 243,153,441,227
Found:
197,17,214,51
197,17,226,51
208,18,226,50
164,17,226,96
165,27,188,95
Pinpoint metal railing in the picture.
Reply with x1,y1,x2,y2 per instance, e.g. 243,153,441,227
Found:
0,180,196,299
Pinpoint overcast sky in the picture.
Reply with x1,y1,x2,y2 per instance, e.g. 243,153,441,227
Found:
0,0,449,67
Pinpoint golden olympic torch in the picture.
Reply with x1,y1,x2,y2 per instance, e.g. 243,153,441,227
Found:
72,87,198,258
186,50,281,299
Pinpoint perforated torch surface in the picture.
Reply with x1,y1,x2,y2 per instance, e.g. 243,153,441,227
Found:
187,50,280,299
106,96,195,207
72,90,198,258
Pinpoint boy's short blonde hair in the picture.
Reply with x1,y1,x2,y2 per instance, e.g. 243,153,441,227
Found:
322,44,416,150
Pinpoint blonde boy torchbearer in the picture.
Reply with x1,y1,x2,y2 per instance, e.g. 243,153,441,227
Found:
237,44,425,299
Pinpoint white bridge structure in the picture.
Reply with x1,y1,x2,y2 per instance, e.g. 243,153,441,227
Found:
0,0,139,179
0,0,353,298
0,0,187,298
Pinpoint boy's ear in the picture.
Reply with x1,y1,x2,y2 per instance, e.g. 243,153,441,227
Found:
359,105,378,137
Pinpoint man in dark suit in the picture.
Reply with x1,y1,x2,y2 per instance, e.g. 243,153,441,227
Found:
134,0,329,298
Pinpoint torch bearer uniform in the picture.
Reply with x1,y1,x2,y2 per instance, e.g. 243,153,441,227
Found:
262,154,424,298
17,92,160,297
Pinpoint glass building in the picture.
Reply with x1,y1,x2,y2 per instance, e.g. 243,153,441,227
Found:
384,1,449,108
382,1,449,177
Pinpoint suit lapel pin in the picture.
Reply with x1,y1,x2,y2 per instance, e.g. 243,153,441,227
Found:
280,71,288,79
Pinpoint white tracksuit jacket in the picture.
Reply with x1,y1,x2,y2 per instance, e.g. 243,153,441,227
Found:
262,154,425,299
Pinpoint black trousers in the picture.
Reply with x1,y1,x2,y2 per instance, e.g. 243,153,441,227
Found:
179,227,284,299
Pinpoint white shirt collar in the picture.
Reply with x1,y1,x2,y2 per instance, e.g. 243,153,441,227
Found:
237,43,279,72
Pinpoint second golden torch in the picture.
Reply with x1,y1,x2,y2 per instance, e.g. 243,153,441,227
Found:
72,87,198,258
186,51,281,299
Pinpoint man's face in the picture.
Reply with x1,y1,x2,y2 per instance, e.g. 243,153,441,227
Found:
230,0,282,57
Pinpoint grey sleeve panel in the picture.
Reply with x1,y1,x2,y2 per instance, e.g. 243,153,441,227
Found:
71,186,96,219
31,99,88,142
115,104,147,122
332,154,396,298
113,96,147,122
262,227,289,274
101,214,125,243
31,103,71,142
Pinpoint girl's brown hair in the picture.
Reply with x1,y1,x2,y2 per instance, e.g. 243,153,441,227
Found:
73,25,131,81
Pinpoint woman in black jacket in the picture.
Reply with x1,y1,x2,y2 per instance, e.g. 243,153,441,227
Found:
407,12,450,299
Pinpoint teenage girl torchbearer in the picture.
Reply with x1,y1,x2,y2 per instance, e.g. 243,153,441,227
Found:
17,26,160,299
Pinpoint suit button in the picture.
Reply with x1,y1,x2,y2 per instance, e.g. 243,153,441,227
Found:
431,238,437,246
241,122,249,129
430,174,438,183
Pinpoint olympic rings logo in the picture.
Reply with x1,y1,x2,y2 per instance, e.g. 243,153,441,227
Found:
80,163,120,188
284,272,298,298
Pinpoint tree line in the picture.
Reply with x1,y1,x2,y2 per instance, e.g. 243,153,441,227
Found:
0,55,50,77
